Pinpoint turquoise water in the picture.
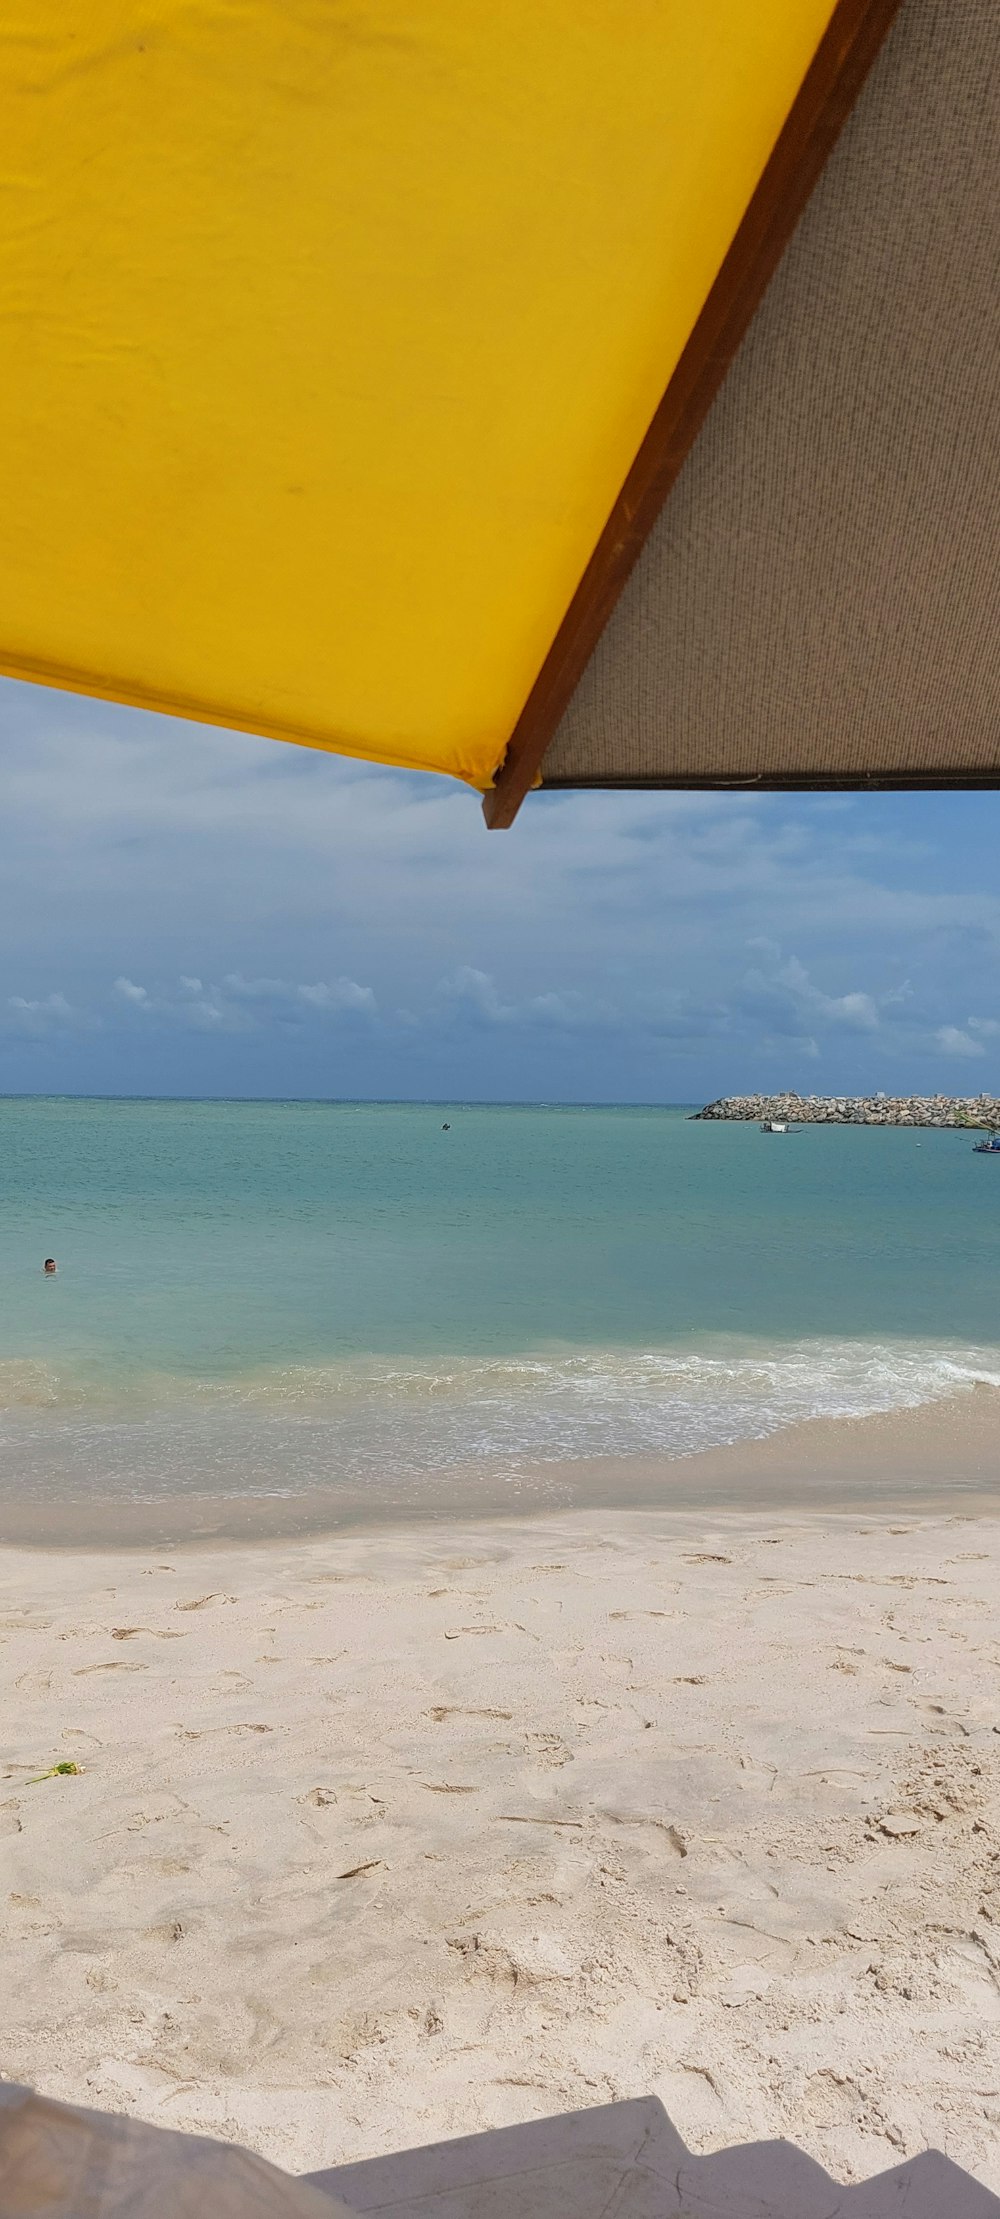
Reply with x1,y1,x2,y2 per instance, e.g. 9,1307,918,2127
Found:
1,1097,998,1524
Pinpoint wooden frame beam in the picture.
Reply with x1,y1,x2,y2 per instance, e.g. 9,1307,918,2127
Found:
482,0,905,829
540,771,1000,793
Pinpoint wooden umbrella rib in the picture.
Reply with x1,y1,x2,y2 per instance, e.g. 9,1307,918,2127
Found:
482,0,906,828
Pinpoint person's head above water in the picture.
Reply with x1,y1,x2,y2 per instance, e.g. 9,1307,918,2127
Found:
43,1258,57,1274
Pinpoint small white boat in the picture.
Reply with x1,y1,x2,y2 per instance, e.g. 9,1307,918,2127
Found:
760,1119,789,1134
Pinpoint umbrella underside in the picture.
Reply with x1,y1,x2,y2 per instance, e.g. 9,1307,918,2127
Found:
539,0,1000,804
3,1,996,816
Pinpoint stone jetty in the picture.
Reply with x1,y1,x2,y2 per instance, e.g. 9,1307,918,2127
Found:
693,1093,1000,1127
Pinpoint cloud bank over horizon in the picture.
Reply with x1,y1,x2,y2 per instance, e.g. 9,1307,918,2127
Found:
2,678,999,1102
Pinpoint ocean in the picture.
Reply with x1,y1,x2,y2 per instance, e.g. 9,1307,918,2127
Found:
1,1096,998,1536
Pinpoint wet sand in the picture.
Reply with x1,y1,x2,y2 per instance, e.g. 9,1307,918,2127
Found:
1,1383,998,1548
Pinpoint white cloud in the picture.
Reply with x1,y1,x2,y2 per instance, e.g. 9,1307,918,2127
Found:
824,991,879,1031
774,958,879,1032
113,975,235,1029
438,967,512,1022
6,991,89,1037
223,972,376,1015
9,991,73,1016
296,978,375,1013
968,1016,1000,1037
434,967,610,1032
935,1025,985,1057
736,952,881,1050
106,968,376,1035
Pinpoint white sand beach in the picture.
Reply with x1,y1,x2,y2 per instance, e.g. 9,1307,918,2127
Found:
2,1398,999,2195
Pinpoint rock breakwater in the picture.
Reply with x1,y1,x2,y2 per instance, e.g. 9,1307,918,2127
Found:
694,1094,1000,1127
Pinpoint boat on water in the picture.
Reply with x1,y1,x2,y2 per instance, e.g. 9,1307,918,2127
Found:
760,1119,794,1134
973,1131,1000,1153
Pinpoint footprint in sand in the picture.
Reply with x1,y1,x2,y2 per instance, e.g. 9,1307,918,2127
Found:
426,1706,513,1722
174,1594,237,1611
526,1732,573,1769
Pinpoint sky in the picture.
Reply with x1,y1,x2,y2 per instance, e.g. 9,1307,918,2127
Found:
2,674,999,1104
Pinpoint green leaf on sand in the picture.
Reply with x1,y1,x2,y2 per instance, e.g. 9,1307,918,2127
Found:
27,1761,82,1785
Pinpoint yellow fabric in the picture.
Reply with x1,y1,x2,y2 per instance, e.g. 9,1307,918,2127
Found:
1,2,835,787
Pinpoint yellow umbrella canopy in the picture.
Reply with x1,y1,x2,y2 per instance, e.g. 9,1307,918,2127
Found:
9,2,985,828
0,6,862,777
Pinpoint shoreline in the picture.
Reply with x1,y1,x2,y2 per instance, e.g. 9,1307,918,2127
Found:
2,1498,999,2190
2,1383,998,1550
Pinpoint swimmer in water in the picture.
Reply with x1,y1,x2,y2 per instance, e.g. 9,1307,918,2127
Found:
43,1258,57,1275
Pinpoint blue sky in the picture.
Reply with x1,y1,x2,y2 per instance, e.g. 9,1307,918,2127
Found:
2,675,999,1103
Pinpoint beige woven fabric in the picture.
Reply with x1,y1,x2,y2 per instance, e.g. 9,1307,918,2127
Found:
0,2084,353,2219
541,0,1000,787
